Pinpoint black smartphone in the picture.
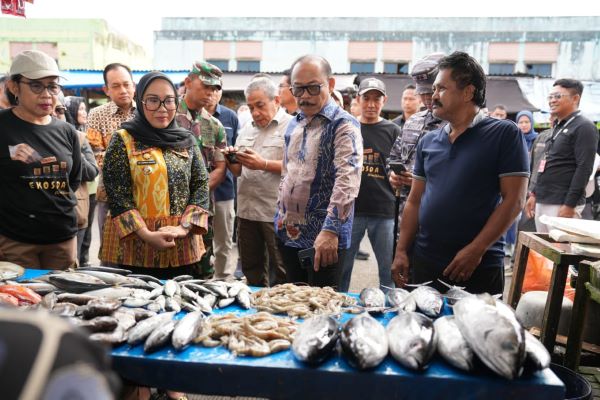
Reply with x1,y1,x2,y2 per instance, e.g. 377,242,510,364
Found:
298,247,315,270
389,161,407,174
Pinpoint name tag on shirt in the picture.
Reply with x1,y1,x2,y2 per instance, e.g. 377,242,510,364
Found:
538,158,546,173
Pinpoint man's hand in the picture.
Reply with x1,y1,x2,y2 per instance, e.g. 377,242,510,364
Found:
391,249,410,287
9,143,41,164
443,243,484,282
236,148,266,170
558,205,576,218
389,171,413,190
313,230,338,271
525,195,536,219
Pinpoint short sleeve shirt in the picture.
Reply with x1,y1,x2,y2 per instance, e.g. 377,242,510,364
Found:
412,113,530,269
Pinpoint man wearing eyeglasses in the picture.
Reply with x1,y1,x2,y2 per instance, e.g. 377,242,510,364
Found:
275,55,363,289
86,63,136,263
278,69,298,115
176,60,228,279
525,79,599,231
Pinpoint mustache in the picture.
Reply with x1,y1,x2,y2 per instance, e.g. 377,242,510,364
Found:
433,100,443,108
299,100,316,107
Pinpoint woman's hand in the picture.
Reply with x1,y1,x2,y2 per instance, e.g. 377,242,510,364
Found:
136,227,177,250
158,225,190,238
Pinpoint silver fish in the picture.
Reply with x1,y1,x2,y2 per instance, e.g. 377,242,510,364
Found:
49,272,111,293
172,311,205,350
51,302,80,317
203,281,228,298
41,292,58,309
16,282,58,295
119,307,157,322
454,296,525,379
180,285,200,303
165,296,181,313
83,287,150,300
122,297,153,308
203,294,217,308
163,280,178,297
359,287,386,308
57,293,97,305
89,328,128,345
112,309,137,331
217,297,235,309
437,279,473,305
127,312,175,345
236,290,251,310
81,298,122,318
524,331,551,371
341,313,388,370
77,266,132,275
386,288,417,312
412,286,443,318
144,319,176,353
434,315,473,371
292,315,339,364
74,316,119,333
387,311,436,370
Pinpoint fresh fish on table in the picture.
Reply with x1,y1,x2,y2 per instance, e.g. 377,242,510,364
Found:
387,311,436,371
122,297,153,308
83,287,150,300
236,290,251,310
172,311,205,351
411,285,443,318
359,287,386,308
433,315,473,371
51,302,80,317
385,288,416,312
127,274,163,285
56,293,97,305
48,272,111,293
292,315,339,364
453,295,526,379
119,307,157,322
72,316,119,333
81,298,122,319
89,328,129,345
144,319,177,353
437,279,473,305
173,275,194,282
127,312,175,345
165,296,182,313
203,281,228,298
41,292,58,309
0,284,42,304
14,281,58,295
340,313,388,370
76,266,132,275
163,280,179,297
0,293,19,306
217,297,235,309
523,330,551,371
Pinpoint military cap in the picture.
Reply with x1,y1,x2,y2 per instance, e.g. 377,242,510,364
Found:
411,53,445,94
358,77,386,96
190,60,223,88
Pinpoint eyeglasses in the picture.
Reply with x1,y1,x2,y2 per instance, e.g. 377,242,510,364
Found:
20,80,62,95
54,107,66,115
142,96,177,111
547,93,571,101
290,84,325,97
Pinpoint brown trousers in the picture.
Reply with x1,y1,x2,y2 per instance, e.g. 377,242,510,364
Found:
237,218,286,287
0,234,77,270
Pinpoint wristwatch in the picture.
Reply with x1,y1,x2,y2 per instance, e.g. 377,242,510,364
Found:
181,221,191,230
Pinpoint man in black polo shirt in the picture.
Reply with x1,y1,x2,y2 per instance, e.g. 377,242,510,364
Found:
391,51,530,295
525,79,599,231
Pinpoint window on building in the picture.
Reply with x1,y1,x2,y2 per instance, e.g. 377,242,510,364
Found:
350,62,375,73
206,59,229,71
237,60,260,72
383,62,408,74
526,63,552,77
489,63,515,75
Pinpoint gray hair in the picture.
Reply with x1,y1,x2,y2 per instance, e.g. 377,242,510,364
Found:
244,77,278,100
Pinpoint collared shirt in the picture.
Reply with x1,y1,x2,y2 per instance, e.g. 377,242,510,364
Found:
86,101,136,202
275,100,363,249
237,107,291,222
212,104,239,202
412,111,530,270
176,99,227,213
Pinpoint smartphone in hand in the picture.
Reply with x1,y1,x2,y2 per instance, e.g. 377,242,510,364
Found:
297,248,315,270
388,161,407,175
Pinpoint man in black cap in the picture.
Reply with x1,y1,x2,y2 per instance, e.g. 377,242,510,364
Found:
338,77,400,292
388,53,447,244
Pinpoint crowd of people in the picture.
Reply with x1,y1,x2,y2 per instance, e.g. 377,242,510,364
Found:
1,48,599,299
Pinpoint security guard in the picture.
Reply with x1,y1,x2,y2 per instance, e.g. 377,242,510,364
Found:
388,53,447,244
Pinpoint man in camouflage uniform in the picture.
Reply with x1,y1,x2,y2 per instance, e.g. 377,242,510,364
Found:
176,61,227,278
388,53,447,240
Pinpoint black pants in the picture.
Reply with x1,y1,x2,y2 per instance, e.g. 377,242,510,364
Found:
277,241,345,290
411,254,504,296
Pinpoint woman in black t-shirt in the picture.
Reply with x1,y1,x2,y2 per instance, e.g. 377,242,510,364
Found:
0,50,82,269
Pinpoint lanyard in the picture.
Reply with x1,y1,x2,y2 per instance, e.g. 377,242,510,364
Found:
546,112,580,155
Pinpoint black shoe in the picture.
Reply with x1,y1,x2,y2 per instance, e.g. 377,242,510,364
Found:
355,250,370,260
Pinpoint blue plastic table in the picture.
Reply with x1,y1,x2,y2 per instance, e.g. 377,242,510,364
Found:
22,269,565,399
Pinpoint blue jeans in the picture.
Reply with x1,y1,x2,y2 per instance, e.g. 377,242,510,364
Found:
338,216,394,292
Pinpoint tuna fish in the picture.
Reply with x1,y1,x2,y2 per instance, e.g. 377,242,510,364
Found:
387,311,436,370
127,312,175,345
292,315,339,364
453,296,526,379
524,331,551,371
359,287,386,308
434,316,473,371
386,288,417,312
341,313,388,370
411,285,443,318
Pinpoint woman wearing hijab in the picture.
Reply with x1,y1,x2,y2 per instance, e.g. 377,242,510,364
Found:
64,96,88,131
100,72,209,279
516,110,538,152
0,50,82,270
506,110,537,257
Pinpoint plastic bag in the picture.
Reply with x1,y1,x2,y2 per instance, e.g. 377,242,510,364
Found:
522,250,575,301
